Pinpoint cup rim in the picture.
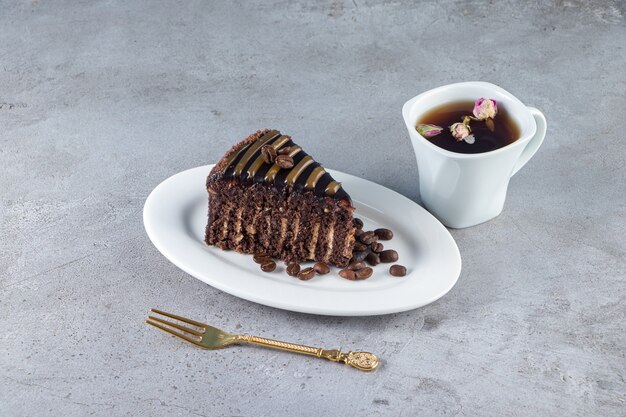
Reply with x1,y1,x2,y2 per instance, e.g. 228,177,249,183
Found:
402,81,536,159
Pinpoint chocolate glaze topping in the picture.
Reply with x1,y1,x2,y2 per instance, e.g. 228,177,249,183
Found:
218,130,350,201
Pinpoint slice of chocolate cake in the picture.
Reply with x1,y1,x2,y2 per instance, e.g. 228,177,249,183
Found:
205,129,356,267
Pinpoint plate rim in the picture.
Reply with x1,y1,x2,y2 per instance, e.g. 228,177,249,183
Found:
143,165,462,316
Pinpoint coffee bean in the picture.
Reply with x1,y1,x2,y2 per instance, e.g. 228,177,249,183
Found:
374,228,393,240
260,260,276,272
348,261,366,271
313,262,330,275
355,267,373,280
297,267,316,280
379,249,399,263
275,154,294,169
277,146,292,155
355,228,363,237
389,264,407,277
352,249,370,262
353,242,368,251
253,253,271,264
339,269,356,280
359,231,378,245
365,252,380,266
371,242,383,253
353,218,364,229
261,145,277,164
286,262,300,277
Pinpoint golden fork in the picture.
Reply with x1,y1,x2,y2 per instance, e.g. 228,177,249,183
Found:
146,308,380,372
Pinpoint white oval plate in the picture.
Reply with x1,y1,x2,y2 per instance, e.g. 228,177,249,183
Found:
143,165,461,316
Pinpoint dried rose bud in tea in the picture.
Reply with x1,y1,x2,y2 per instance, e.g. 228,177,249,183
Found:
473,98,498,120
416,123,443,138
450,122,471,141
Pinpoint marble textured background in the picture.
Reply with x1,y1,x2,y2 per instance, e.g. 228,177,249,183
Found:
1,1,624,416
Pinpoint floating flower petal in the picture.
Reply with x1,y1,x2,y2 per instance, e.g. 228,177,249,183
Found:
450,122,471,141
473,98,498,120
416,124,444,138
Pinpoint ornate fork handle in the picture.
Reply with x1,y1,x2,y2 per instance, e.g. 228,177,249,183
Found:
235,335,379,371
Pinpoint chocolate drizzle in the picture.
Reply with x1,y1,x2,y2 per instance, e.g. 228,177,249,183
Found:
221,130,349,201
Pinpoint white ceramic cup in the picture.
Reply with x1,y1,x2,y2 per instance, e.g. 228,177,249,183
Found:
402,81,547,228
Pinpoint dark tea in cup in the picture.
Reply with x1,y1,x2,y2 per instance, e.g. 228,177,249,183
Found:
417,100,520,154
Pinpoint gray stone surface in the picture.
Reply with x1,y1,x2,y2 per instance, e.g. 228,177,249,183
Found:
1,0,625,416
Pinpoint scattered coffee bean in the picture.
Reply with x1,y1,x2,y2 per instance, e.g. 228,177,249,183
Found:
339,269,356,280
253,253,271,264
365,252,380,266
355,267,373,280
359,231,378,245
374,228,394,240
277,146,292,155
389,264,407,277
379,249,399,263
297,267,316,280
353,242,368,251
371,242,384,253
286,262,301,277
348,261,366,271
313,262,330,275
261,145,277,164
352,249,370,262
353,218,364,229
260,260,276,272
275,154,294,169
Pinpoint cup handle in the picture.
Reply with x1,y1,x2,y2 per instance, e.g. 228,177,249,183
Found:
511,107,546,177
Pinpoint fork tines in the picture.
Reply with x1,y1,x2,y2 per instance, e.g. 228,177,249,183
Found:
146,308,206,346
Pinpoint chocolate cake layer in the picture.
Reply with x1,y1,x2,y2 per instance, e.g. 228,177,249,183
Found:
205,129,356,267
